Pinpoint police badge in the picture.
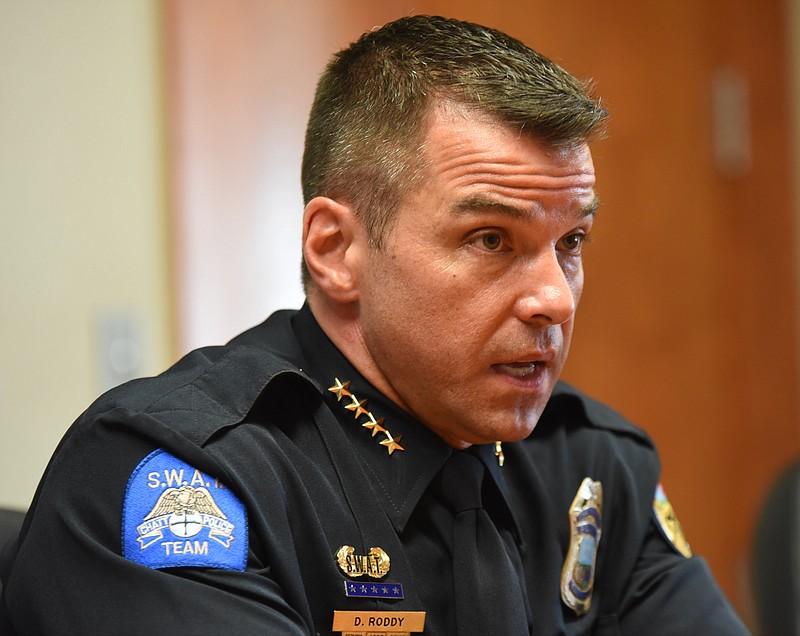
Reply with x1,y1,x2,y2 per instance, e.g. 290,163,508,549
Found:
561,477,603,616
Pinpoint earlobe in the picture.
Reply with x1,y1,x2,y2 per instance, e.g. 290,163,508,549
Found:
302,197,362,303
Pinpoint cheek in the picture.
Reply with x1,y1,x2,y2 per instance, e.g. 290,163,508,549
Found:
371,273,473,355
564,261,585,305
385,256,468,310
366,245,506,346
573,271,585,306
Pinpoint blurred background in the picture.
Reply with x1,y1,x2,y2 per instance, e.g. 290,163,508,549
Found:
2,0,799,630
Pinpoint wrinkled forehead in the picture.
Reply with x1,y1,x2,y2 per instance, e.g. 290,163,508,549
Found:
422,101,595,174
423,105,595,186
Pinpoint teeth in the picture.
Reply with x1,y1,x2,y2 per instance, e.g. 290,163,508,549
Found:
503,362,538,377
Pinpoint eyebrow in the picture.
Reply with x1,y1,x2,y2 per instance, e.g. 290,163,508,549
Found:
451,194,600,219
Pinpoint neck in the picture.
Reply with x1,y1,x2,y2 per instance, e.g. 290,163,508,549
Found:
307,293,412,420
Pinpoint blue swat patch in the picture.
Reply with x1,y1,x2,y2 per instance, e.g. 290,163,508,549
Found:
122,449,247,571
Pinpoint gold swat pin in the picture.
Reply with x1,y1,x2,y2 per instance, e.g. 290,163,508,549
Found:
335,545,391,579
561,477,602,616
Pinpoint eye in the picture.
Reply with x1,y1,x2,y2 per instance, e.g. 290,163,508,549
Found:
480,232,504,251
467,229,511,253
561,232,589,254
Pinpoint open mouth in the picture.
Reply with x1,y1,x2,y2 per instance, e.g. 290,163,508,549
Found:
493,362,542,378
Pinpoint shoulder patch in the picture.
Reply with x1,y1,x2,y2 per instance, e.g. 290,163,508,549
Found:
653,483,692,558
122,449,248,571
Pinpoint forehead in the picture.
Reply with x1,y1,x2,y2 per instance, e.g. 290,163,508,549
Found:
419,104,597,211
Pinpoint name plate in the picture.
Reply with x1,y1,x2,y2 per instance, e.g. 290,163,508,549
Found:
332,611,426,635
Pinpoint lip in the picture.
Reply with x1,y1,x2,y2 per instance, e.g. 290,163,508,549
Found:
494,348,557,366
492,361,545,378
490,350,557,381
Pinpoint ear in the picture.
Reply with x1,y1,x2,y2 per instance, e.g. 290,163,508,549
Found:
302,196,364,303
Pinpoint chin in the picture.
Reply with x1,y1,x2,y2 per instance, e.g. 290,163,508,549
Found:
476,417,541,445
506,407,546,440
498,424,539,443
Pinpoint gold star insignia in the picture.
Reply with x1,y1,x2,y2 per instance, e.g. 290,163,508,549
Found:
345,398,369,418
328,378,351,401
362,415,386,437
380,432,405,455
329,378,407,456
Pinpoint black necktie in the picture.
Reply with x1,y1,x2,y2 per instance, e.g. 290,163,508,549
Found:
437,450,531,635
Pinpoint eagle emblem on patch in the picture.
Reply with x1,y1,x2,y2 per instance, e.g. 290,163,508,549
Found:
653,483,692,558
561,477,602,616
122,449,247,570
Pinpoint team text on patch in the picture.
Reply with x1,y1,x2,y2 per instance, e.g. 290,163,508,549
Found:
122,449,247,571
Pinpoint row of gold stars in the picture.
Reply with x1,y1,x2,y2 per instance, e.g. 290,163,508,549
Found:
328,378,405,455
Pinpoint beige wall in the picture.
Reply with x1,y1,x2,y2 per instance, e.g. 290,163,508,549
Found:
0,1,173,510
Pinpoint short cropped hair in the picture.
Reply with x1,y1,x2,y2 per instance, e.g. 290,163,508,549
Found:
301,15,607,289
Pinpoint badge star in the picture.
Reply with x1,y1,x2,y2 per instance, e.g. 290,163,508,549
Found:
328,378,351,401
345,398,369,418
380,432,405,455
329,378,407,456
362,415,386,437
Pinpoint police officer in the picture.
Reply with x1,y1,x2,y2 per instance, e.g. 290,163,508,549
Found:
0,15,749,635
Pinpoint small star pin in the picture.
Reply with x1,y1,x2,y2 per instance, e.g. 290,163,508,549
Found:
380,432,405,455
328,378,351,401
329,378,407,456
345,398,369,418
362,414,386,437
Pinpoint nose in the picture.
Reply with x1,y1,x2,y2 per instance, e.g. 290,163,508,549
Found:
514,251,580,325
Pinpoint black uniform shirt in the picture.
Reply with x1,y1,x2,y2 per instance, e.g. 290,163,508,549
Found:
293,305,529,633
0,305,750,635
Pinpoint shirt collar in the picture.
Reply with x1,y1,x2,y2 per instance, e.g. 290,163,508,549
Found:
290,304,519,536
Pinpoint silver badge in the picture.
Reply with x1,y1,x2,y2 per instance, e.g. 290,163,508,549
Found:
561,477,603,615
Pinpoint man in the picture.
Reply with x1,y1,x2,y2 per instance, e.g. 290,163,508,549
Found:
0,15,748,635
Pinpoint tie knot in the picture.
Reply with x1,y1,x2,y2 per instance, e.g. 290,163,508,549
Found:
437,451,485,513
